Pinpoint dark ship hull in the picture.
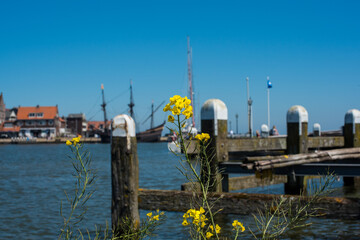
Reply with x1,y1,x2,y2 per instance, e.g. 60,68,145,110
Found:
100,130,111,143
136,122,165,142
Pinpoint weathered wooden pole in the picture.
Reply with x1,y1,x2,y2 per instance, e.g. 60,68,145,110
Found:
285,105,308,194
201,99,228,192
343,109,360,186
111,114,140,233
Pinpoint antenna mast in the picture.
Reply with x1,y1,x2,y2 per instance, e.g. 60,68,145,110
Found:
101,84,108,134
187,36,195,127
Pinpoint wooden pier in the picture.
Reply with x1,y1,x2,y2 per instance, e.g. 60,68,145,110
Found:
110,100,360,229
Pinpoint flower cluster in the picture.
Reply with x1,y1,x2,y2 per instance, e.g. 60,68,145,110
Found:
146,210,164,221
164,95,193,119
232,220,245,232
182,207,207,228
194,133,210,142
182,207,220,239
66,135,82,146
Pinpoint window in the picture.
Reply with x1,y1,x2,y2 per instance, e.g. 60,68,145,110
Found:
29,113,35,118
38,121,46,126
26,121,33,126
37,113,43,118
48,120,53,126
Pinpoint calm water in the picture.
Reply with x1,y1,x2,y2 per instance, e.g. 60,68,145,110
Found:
0,143,359,239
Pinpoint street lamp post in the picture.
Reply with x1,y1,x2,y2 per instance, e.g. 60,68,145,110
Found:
246,77,253,137
235,113,239,134
267,76,272,128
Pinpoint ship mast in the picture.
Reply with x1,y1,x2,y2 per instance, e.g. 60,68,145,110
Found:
150,100,154,129
101,84,108,134
128,80,135,119
187,36,195,127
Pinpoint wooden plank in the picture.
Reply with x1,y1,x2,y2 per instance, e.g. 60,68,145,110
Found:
187,136,344,154
181,175,287,191
227,137,286,152
138,189,360,219
308,136,344,149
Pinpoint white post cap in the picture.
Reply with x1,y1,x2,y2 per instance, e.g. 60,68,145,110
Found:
287,105,308,123
345,109,360,124
201,99,228,121
313,123,321,132
261,124,269,132
201,99,228,136
112,114,136,137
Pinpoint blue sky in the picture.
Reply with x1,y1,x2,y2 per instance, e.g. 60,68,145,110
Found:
1,1,359,134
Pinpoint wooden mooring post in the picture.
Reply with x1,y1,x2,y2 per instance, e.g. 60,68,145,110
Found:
343,109,360,186
111,115,140,233
201,99,229,192
285,105,308,194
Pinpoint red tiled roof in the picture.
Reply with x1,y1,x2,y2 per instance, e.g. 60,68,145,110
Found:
0,123,20,132
17,106,58,120
87,120,111,130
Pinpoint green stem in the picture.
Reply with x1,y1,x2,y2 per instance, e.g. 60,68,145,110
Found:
176,116,219,240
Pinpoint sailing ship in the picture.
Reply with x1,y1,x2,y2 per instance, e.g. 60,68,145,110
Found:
128,81,165,142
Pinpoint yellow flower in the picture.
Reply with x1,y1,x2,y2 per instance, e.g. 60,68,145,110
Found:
183,111,193,119
171,106,181,115
195,133,210,142
72,135,81,145
146,212,152,218
215,224,221,234
169,95,181,105
232,220,245,232
163,103,172,112
152,215,159,221
182,219,190,226
183,96,191,105
163,95,193,119
187,209,196,217
66,140,72,145
206,232,213,239
201,221,206,228
182,105,193,119
232,220,239,228
199,207,205,214
168,115,175,123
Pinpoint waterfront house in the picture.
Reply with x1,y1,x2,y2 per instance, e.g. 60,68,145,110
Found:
59,117,66,136
87,120,111,137
16,105,60,138
0,122,20,138
5,107,18,122
0,107,20,138
66,113,87,136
